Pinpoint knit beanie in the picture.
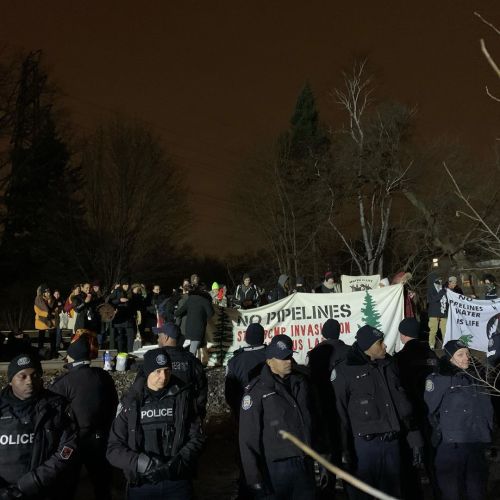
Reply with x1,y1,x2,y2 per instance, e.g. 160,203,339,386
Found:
153,322,180,339
443,339,467,359
143,348,172,378
398,318,420,339
356,325,384,351
245,323,265,346
8,354,42,382
322,319,341,340
212,282,219,290
67,336,91,362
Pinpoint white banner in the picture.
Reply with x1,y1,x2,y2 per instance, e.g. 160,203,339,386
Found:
341,274,381,293
444,290,500,353
221,284,404,365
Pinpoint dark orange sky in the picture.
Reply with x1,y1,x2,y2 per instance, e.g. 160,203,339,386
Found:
2,0,499,255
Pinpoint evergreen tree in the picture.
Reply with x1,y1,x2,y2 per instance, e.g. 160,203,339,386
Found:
208,307,234,366
360,290,382,330
0,51,82,286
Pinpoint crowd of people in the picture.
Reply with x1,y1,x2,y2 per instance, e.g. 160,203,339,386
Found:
0,269,497,499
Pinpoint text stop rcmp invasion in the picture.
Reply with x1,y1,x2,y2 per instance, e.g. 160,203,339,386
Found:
229,284,404,364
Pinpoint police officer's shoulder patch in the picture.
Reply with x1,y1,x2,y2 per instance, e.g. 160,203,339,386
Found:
425,379,434,392
60,446,74,460
330,368,337,382
242,394,253,411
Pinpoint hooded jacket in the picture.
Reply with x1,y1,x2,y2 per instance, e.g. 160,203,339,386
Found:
424,358,493,444
268,274,289,303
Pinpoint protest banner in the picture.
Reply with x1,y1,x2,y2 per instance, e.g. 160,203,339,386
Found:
341,274,381,293
216,284,404,365
444,290,500,356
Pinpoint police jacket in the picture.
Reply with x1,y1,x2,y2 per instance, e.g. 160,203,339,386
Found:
107,377,204,483
0,387,78,499
332,343,422,453
394,339,438,423
132,347,208,418
225,344,267,414
307,338,349,382
424,358,493,444
306,339,349,455
50,361,118,436
239,365,313,487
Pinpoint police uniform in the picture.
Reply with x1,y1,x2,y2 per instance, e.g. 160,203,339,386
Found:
239,335,315,500
107,348,204,500
306,320,349,498
132,345,208,419
225,344,267,415
425,348,493,500
394,319,439,500
50,337,118,500
332,330,422,500
0,355,78,500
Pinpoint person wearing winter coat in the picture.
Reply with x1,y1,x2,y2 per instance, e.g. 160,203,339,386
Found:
106,348,204,500
314,272,341,294
425,340,493,500
34,284,57,358
0,354,79,499
426,272,448,349
71,282,101,334
234,274,260,309
175,289,214,356
268,274,290,303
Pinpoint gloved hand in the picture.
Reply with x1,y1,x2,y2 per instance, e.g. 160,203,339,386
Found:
341,451,355,472
247,483,272,499
0,486,24,500
137,454,168,484
412,447,424,468
316,464,329,489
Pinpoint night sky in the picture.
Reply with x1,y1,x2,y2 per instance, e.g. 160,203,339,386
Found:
2,0,499,256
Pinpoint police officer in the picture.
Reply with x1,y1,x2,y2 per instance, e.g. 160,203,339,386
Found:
239,334,316,499
425,340,493,500
132,322,208,419
225,322,267,415
50,336,118,500
394,318,438,500
306,319,349,498
0,353,78,499
332,325,423,500
107,347,204,499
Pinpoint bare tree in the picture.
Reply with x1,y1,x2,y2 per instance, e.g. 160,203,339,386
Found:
328,61,413,276
79,118,188,287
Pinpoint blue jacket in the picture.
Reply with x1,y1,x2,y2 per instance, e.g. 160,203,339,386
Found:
424,358,493,444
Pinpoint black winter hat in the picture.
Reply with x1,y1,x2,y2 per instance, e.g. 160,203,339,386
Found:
398,318,420,339
8,354,42,382
245,323,265,345
143,348,172,378
443,339,468,359
153,322,180,339
322,319,341,340
356,325,384,351
296,276,305,286
266,334,294,360
67,336,91,362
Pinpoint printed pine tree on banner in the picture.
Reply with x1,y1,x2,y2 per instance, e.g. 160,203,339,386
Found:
360,291,382,330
